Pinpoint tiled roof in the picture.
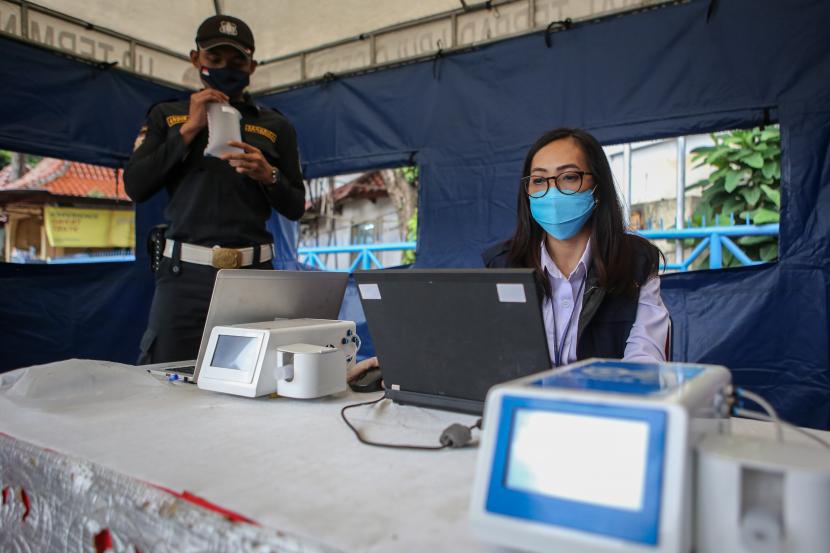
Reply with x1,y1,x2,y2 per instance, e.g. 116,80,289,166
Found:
331,171,387,203
305,170,388,211
0,158,130,201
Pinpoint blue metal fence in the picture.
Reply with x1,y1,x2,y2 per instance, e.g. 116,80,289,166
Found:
638,223,779,271
298,224,779,272
298,242,416,271
46,249,136,264
6,225,779,270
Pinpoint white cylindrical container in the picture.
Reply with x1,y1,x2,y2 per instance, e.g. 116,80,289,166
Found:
696,433,830,553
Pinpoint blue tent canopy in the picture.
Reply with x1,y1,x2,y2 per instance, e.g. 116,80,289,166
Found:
1,0,828,427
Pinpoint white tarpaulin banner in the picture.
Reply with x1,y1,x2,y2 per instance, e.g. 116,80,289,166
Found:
0,0,671,90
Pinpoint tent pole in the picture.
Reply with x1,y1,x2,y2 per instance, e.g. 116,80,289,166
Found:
624,143,632,227
19,0,29,39
675,136,686,265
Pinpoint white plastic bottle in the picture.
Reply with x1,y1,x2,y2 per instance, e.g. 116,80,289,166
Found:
204,102,243,157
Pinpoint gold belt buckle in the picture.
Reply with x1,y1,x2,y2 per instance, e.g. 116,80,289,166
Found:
211,246,242,269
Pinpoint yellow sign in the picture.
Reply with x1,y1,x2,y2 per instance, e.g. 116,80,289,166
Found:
44,206,135,248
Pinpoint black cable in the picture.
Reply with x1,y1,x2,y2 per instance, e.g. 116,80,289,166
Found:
544,18,572,48
706,0,719,23
340,395,482,450
760,107,771,131
432,47,444,80
114,166,120,204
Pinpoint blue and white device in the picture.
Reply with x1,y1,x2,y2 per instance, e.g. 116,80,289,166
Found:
469,358,731,553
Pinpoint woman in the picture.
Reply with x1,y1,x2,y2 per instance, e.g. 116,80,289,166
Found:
483,128,669,365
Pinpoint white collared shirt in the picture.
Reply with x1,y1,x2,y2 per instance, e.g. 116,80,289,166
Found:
540,239,669,367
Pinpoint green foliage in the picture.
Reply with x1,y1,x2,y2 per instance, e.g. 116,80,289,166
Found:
0,151,42,171
399,165,419,265
401,165,419,185
688,127,781,267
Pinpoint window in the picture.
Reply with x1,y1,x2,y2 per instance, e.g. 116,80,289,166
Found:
0,151,136,265
605,125,780,272
299,166,418,271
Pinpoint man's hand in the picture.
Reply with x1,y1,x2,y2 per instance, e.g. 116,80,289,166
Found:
179,89,229,145
221,141,276,183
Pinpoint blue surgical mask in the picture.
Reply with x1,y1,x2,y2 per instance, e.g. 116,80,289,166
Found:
529,189,596,240
200,66,250,97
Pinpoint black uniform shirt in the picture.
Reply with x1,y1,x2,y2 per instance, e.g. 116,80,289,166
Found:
124,94,305,248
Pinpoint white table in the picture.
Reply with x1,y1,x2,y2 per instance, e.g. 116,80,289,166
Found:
0,359,489,553
1,359,827,553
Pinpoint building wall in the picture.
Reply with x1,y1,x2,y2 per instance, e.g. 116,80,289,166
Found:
14,215,42,253
605,134,713,223
1,201,135,263
605,135,718,267
301,196,407,270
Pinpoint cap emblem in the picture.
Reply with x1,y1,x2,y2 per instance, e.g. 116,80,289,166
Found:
219,21,238,36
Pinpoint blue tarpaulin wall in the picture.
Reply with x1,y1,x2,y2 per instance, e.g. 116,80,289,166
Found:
1,0,829,427
0,36,301,366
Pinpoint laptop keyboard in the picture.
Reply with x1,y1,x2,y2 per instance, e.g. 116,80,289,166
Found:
165,365,195,375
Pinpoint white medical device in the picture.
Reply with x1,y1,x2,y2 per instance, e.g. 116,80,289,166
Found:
469,358,731,553
696,433,830,553
197,318,356,398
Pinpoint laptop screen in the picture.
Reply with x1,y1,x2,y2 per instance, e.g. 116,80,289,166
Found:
355,269,551,407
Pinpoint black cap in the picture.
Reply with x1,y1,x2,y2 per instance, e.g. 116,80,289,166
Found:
196,15,254,58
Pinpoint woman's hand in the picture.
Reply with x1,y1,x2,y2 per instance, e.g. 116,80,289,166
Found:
347,356,380,383
221,140,276,183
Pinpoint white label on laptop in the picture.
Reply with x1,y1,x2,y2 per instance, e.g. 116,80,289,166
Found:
497,283,526,303
358,283,382,300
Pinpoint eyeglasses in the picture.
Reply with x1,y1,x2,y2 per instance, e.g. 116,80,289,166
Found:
522,171,593,198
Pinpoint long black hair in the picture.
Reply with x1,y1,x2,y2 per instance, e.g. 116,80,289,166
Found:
507,128,662,296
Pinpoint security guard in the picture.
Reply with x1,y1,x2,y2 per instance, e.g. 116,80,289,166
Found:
125,15,305,364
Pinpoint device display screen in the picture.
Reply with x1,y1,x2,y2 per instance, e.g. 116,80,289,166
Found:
211,335,260,372
505,409,650,511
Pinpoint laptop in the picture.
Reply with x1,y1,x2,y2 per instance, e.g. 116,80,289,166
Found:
355,269,551,414
158,269,349,383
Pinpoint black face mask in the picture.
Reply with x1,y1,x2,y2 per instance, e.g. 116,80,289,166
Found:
200,66,250,97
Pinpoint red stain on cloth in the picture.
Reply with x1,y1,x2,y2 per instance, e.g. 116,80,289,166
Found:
94,528,113,552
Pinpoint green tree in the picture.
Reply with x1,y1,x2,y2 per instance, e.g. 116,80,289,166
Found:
688,127,781,265
400,166,419,185
0,151,43,171
399,166,419,265
401,208,417,265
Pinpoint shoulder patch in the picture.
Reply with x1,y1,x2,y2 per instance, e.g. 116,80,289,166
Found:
166,114,189,127
133,125,148,151
244,124,277,143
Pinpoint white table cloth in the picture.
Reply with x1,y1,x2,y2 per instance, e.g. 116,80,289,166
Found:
1,359,826,553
